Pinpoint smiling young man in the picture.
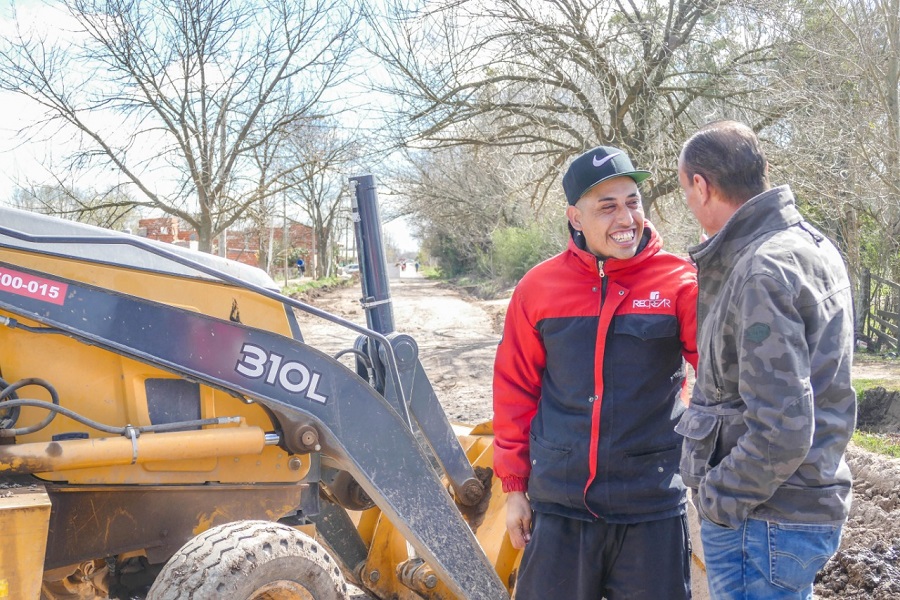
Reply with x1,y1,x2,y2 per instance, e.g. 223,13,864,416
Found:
493,146,699,599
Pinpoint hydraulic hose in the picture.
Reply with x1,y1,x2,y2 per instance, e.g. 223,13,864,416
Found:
333,347,376,385
0,375,20,429
0,378,58,436
0,383,241,437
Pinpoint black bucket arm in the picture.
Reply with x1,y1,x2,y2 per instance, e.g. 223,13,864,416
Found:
349,175,484,504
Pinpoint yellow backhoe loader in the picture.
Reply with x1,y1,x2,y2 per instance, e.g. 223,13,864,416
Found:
0,176,520,599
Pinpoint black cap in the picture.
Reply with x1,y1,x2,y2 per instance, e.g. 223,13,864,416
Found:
562,146,652,205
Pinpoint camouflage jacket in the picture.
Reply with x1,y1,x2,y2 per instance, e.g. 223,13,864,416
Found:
677,185,855,529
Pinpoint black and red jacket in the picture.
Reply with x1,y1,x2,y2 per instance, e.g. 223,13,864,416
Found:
493,223,698,522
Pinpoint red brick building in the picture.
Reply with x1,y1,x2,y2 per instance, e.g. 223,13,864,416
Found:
137,217,315,271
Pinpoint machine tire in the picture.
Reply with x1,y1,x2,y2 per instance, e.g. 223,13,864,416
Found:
146,520,349,600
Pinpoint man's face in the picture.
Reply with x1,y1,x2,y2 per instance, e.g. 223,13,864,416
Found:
678,158,706,231
678,159,715,235
567,176,644,260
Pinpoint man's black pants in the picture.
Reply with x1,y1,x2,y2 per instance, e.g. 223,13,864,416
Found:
513,511,692,600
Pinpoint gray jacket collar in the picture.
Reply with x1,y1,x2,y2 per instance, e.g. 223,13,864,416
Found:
689,185,801,268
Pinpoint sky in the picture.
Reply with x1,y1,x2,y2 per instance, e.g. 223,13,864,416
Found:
0,1,92,199
0,0,421,254
382,216,418,254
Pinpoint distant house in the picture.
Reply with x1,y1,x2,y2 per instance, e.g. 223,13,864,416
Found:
137,217,314,270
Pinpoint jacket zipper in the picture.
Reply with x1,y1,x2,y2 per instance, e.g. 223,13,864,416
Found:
707,311,722,393
697,262,724,400
586,256,607,518
711,335,723,401
598,258,607,301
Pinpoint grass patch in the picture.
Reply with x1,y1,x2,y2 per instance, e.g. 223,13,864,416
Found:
853,378,895,397
854,380,900,457
421,265,441,279
852,431,900,458
281,275,352,296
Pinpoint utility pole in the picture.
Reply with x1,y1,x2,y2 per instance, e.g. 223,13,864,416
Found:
282,193,289,284
219,229,227,258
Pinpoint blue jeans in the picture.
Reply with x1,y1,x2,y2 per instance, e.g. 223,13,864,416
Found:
700,517,842,600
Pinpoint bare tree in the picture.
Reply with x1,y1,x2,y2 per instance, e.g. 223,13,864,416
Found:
369,0,785,210
388,143,559,276
284,123,360,278
10,182,140,230
0,0,360,252
764,0,900,330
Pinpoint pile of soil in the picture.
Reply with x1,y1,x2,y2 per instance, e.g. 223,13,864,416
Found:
815,387,900,599
855,387,900,433
299,275,900,598
815,443,900,598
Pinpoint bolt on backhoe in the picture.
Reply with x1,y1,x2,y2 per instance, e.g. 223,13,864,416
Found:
0,175,521,599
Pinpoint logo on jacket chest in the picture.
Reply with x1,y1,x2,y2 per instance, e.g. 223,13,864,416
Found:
632,290,671,309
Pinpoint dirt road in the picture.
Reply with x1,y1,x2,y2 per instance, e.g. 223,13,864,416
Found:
296,271,503,425
297,272,900,599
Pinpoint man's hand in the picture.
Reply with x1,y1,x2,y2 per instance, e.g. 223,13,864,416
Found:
505,491,533,549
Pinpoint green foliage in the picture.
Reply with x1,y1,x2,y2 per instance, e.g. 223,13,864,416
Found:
856,214,897,275
286,247,309,264
798,197,895,279
489,223,562,284
422,213,566,291
852,377,893,398
425,232,488,278
281,275,349,296
420,265,441,279
852,431,900,458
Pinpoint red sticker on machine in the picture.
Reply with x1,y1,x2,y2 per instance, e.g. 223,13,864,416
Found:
0,267,68,306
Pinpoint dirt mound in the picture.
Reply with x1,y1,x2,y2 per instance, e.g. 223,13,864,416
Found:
814,384,900,599
287,277,357,303
817,544,900,599
857,387,900,432
816,445,900,598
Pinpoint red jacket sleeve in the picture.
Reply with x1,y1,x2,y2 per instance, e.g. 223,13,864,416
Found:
492,285,546,493
678,269,699,371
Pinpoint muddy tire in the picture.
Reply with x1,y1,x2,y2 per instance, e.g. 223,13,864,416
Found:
146,520,349,600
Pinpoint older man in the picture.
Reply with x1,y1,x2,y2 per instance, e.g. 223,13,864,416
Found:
676,120,856,599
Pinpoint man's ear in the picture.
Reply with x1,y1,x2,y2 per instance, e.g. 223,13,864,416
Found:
693,173,711,205
566,205,582,231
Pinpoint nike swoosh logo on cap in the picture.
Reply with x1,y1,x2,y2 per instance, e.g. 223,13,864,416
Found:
593,152,621,168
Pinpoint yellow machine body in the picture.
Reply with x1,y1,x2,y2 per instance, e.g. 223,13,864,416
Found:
0,247,305,486
0,211,522,599
0,484,52,599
